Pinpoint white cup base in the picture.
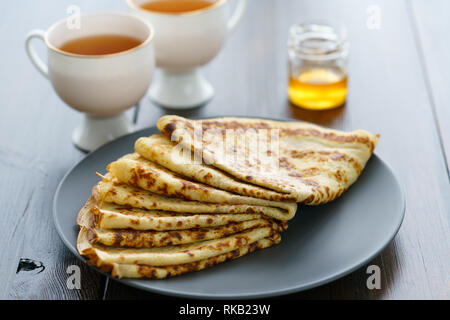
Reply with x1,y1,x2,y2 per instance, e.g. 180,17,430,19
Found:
72,113,134,152
149,69,214,109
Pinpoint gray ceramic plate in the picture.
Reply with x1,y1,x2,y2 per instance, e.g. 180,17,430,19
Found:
53,126,405,299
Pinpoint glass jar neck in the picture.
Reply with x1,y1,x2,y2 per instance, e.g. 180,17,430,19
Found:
288,23,348,61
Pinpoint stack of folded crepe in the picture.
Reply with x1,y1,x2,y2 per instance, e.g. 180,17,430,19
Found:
77,115,378,279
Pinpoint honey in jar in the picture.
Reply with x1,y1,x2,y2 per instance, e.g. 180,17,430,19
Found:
287,23,349,110
288,67,347,110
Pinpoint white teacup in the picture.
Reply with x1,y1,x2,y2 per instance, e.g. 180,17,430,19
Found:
127,0,247,109
25,13,155,151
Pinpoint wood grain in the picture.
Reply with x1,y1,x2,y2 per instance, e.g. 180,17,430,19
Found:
0,0,448,300
409,0,450,175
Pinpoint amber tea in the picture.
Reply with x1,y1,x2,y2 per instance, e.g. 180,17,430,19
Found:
59,34,142,56
140,0,214,14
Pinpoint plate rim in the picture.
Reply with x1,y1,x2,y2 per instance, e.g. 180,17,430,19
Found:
52,122,406,300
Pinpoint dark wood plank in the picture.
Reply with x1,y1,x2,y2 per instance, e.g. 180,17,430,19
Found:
128,0,450,300
409,0,450,175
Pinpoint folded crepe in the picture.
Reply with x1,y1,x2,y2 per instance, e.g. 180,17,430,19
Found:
108,153,297,213
88,220,281,248
79,197,268,231
157,116,379,205
77,225,280,267
77,198,287,247
94,174,296,221
135,134,297,202
109,236,280,279
79,231,280,279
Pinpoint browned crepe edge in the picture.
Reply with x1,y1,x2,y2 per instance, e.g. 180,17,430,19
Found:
88,218,287,248
96,234,281,279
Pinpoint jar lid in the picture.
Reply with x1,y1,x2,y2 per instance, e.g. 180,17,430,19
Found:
288,23,348,61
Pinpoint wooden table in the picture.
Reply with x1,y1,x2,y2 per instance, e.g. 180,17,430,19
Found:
1,0,448,300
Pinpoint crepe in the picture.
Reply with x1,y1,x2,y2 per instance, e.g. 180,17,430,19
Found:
108,153,297,213
78,197,268,231
77,225,279,266
77,198,286,247
80,233,280,279
135,134,297,202
87,220,281,248
94,174,296,221
107,237,280,279
157,115,379,204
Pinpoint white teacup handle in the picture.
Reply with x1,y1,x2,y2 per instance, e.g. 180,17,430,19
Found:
25,29,49,78
228,0,247,33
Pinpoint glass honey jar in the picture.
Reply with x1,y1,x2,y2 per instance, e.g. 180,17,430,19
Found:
287,23,349,110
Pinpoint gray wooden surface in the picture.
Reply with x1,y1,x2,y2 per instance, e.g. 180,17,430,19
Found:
1,0,448,300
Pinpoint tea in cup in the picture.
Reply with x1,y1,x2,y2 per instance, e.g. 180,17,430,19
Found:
127,0,247,109
25,13,155,151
